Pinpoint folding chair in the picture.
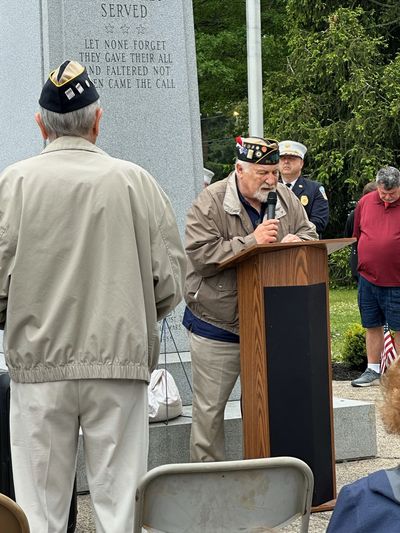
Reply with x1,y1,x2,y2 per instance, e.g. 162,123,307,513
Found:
0,492,30,533
134,456,314,532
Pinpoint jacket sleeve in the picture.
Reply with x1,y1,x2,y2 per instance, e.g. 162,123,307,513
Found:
309,184,329,234
327,485,360,532
353,203,361,240
344,210,354,238
185,190,256,278
0,174,20,328
151,192,187,322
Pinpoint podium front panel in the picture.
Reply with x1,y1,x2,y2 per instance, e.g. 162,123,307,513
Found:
236,245,336,508
264,282,334,506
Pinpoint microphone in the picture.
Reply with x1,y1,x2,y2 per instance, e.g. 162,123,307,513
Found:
266,191,277,219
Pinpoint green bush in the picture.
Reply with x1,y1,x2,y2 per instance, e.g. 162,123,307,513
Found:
328,247,356,289
341,323,366,369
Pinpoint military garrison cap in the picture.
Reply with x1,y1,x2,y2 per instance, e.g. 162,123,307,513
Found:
39,60,99,114
236,136,279,165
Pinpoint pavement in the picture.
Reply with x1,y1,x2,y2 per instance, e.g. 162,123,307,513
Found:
1,339,394,532
74,380,399,533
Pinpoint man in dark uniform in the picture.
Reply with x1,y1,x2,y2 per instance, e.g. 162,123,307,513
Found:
279,140,329,237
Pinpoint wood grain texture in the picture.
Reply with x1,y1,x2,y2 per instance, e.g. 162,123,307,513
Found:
229,242,338,504
237,257,269,457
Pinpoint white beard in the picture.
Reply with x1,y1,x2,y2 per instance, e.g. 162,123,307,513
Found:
253,188,272,204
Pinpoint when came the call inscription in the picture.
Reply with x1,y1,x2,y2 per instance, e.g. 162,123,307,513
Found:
79,1,175,90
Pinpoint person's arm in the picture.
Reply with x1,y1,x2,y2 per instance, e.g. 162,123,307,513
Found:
152,200,187,321
309,185,329,234
327,485,359,532
353,203,361,240
0,173,20,328
344,210,354,238
185,191,256,278
134,167,186,322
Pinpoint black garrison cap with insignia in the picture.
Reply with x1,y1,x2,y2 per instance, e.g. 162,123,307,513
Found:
236,136,280,164
39,60,99,114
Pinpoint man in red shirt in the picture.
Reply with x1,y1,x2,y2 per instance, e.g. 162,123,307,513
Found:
352,166,400,387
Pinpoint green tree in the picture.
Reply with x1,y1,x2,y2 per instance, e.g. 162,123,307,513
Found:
262,6,400,235
193,2,400,236
194,0,287,180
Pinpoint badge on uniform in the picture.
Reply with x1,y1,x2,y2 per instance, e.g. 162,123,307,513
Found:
319,186,328,200
300,195,309,206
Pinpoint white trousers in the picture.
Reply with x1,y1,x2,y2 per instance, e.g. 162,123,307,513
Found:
189,332,240,462
10,379,148,533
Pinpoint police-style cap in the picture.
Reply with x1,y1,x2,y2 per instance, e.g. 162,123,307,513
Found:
278,140,307,159
236,136,279,164
39,60,99,114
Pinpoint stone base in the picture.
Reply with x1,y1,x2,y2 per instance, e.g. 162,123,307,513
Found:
76,396,376,493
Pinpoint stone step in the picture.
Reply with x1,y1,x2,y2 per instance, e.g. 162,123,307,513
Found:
76,396,377,493
155,351,241,406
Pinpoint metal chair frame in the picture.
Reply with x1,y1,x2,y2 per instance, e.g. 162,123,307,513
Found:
134,456,314,533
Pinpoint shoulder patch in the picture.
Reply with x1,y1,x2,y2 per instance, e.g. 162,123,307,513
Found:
319,186,328,200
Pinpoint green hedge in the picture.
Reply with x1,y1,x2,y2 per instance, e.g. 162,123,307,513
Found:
341,323,366,369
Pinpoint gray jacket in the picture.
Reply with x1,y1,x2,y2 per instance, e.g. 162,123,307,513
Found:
184,172,318,334
0,136,186,383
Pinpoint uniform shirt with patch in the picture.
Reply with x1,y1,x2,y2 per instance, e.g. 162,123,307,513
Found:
289,175,329,235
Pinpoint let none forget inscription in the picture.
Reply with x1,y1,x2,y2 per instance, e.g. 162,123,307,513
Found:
78,2,176,90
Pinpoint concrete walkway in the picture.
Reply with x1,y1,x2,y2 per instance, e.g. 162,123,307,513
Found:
74,380,399,532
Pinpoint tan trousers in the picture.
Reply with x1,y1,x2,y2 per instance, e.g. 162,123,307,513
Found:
189,332,240,462
10,379,148,533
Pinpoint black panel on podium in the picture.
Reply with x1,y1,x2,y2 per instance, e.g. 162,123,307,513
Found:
264,283,334,506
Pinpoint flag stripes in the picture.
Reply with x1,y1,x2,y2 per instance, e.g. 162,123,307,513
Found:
380,324,398,374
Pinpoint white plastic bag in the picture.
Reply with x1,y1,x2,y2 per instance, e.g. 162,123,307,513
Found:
148,368,183,423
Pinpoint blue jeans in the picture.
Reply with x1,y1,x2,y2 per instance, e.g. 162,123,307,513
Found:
358,275,400,331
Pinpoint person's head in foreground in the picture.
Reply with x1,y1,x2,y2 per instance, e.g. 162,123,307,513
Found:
327,358,400,532
36,59,102,143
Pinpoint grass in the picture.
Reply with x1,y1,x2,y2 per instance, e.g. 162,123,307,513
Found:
329,288,360,361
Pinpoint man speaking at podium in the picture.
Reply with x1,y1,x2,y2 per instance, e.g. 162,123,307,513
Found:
183,136,318,462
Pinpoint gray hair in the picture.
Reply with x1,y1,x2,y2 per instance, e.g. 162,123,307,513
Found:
40,100,100,139
376,166,400,190
235,158,251,167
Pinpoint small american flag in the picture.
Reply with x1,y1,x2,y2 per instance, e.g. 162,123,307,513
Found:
380,324,398,374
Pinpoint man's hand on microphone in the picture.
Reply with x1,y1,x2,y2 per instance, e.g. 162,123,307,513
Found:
253,219,279,244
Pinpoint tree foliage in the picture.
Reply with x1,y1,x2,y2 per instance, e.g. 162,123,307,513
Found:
193,1,400,235
194,0,287,181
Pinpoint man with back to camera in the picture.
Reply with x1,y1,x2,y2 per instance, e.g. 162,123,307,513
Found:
183,136,318,462
278,140,329,237
351,166,400,387
0,60,186,532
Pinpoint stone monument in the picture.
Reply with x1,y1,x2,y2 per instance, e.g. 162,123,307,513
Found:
1,0,203,352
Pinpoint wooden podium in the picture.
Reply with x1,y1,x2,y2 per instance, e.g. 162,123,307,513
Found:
219,238,354,510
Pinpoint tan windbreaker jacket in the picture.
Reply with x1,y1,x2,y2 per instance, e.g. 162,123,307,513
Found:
184,172,318,334
0,136,186,383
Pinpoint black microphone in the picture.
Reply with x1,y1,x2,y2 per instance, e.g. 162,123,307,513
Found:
266,191,277,219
